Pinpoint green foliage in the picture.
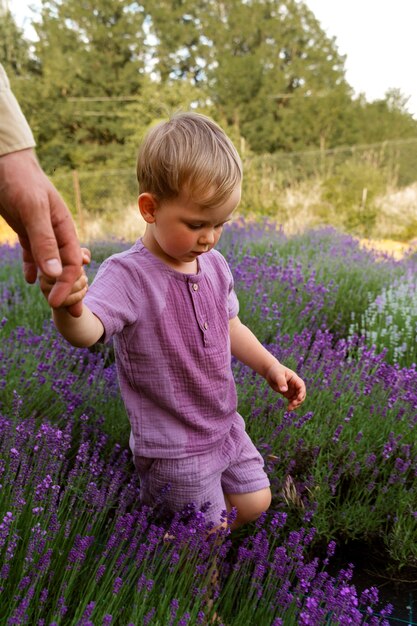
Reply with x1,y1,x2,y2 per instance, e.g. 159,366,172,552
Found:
321,158,388,237
352,90,417,147
0,9,32,77
52,168,139,217
24,0,147,170
0,251,51,334
237,331,417,571
5,0,417,169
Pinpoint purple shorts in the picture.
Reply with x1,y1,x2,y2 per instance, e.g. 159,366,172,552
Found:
132,416,270,526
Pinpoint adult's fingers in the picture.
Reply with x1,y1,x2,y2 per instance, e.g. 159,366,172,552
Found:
26,210,64,279
66,301,83,317
0,150,82,302
44,187,82,310
19,236,38,284
0,150,63,281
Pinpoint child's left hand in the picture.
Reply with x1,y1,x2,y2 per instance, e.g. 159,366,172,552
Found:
39,247,91,309
265,361,306,411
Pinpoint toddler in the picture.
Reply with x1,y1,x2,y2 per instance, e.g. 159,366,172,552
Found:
41,112,306,530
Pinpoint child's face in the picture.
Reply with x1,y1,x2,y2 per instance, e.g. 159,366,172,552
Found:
141,185,241,270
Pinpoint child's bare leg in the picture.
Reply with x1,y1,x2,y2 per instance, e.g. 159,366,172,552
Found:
202,490,272,625
224,487,272,530
204,486,272,598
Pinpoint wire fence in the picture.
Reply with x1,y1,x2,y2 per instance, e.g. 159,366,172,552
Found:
50,137,417,241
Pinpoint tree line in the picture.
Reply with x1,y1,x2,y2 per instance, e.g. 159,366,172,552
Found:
2,0,417,176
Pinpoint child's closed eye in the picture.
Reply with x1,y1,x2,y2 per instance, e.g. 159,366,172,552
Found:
187,223,225,231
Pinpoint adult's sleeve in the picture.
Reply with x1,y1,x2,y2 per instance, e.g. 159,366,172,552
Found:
0,64,36,156
84,256,140,343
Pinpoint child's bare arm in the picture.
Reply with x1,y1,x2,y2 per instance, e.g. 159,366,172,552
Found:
229,316,306,411
52,304,104,348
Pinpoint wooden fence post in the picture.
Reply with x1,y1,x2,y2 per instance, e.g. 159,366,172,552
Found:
72,169,85,240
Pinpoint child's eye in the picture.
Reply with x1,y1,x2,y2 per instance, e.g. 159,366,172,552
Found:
187,224,203,230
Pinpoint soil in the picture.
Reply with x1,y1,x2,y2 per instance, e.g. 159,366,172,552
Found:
329,540,417,624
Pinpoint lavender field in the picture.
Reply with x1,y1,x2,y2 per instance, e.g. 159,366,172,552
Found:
1,223,417,625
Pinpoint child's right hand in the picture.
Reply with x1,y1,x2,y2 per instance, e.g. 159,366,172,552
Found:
39,247,90,310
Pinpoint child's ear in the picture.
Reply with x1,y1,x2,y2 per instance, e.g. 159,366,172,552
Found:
138,193,158,223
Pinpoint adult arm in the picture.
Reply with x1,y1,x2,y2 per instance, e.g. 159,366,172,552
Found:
229,316,306,411
0,64,82,315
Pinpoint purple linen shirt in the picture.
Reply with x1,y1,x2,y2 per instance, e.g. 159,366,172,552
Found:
84,240,240,459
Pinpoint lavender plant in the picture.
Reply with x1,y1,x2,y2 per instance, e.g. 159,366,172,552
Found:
0,244,50,334
0,323,127,445
235,326,417,569
0,408,393,624
224,226,405,342
349,270,417,367
1,225,416,623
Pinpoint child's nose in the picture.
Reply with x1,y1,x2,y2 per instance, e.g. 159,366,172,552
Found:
199,228,215,245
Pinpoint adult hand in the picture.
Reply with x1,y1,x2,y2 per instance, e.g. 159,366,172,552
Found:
39,247,90,311
0,148,83,316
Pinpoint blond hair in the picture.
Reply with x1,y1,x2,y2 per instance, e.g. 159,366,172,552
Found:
136,112,242,208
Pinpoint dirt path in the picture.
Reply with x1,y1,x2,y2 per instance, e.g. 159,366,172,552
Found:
359,237,417,259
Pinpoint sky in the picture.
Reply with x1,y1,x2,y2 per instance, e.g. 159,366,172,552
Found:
305,0,417,118
9,0,417,118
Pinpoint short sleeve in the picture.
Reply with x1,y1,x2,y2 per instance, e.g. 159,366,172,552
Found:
84,255,140,343
212,250,239,319
227,271,239,319
0,64,36,155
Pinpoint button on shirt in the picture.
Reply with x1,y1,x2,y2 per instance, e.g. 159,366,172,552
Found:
84,240,240,459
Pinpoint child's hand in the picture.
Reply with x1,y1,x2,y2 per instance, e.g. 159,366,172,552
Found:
39,247,91,309
265,361,306,411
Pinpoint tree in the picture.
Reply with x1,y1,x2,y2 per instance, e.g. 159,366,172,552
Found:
0,6,31,74
352,89,417,144
141,0,210,84
29,0,147,171
8,0,417,175
0,7,39,109
143,0,352,153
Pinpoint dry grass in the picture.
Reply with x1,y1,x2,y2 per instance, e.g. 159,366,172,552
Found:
374,183,417,242
1,182,416,261
263,181,417,254
0,207,146,247
276,180,324,235
81,204,146,244
0,219,18,245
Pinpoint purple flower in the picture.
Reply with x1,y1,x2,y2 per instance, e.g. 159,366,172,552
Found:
270,512,287,531
67,535,95,567
326,541,336,558
143,608,156,625
360,586,379,605
113,577,123,595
